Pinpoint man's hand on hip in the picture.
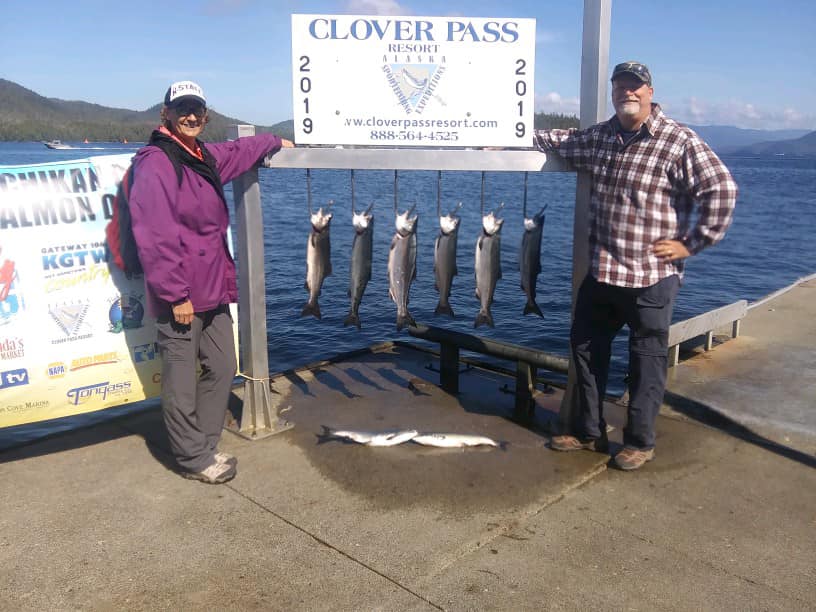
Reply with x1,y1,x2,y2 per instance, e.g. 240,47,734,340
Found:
652,239,690,262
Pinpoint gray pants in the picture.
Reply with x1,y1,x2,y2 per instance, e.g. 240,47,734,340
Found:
156,305,237,472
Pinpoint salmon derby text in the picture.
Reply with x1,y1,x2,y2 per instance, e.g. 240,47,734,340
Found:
308,18,520,43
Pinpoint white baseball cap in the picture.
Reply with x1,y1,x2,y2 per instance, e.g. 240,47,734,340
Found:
164,80,206,107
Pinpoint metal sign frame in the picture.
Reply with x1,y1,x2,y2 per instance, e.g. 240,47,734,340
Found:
228,0,610,439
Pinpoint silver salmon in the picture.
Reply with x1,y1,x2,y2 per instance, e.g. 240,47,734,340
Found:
474,210,503,328
433,204,461,317
301,207,332,319
520,208,546,317
411,433,501,448
388,206,418,331
321,426,418,446
344,205,374,329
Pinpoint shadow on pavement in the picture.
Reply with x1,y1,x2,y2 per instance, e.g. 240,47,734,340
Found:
663,390,816,469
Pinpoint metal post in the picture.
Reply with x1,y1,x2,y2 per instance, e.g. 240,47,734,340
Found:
226,124,292,439
439,342,460,394
559,0,611,433
514,361,536,423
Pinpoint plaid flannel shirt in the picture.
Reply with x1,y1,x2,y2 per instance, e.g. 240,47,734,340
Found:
534,104,737,288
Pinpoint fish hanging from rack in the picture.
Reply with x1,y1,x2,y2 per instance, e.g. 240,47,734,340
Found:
434,202,462,317
344,203,374,329
301,204,333,319
520,206,547,317
474,205,504,328
388,205,418,331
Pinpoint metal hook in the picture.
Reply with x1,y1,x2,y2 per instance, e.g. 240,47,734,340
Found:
437,170,442,217
351,169,356,214
394,169,399,214
306,168,313,215
480,171,486,216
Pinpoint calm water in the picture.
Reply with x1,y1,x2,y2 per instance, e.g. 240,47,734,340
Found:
2,141,815,447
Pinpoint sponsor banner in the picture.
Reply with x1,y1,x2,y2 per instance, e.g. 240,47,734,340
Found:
291,14,536,147
0,155,239,428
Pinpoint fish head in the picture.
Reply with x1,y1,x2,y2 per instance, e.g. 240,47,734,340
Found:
523,209,546,231
439,213,461,235
439,202,462,235
481,211,504,236
352,207,373,232
395,206,418,236
310,207,333,231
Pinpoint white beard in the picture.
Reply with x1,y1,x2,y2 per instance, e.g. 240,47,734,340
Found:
617,101,641,117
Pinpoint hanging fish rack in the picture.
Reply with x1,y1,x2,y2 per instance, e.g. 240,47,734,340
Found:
262,147,570,173
227,0,610,439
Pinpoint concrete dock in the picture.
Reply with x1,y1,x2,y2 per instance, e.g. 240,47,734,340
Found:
1,279,814,611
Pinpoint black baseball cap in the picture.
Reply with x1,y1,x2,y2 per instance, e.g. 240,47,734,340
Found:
611,61,652,86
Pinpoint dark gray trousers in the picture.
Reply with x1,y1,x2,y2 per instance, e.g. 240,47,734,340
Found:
570,274,680,450
156,305,237,472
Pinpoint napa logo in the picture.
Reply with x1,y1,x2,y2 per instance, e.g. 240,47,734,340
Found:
47,362,67,379
382,62,447,114
0,368,29,390
108,294,144,333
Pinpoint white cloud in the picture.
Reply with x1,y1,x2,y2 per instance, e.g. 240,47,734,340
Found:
344,0,411,15
535,30,559,45
535,91,580,116
671,97,815,130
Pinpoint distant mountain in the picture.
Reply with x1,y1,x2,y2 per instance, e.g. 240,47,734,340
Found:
1,78,810,152
729,130,816,157
0,78,294,142
686,124,810,153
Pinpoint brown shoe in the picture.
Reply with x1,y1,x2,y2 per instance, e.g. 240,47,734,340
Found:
550,433,608,453
613,447,655,471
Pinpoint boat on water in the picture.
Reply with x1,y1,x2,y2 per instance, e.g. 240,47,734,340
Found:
43,140,73,150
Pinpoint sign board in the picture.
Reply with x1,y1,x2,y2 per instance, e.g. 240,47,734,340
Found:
0,155,239,428
291,14,536,148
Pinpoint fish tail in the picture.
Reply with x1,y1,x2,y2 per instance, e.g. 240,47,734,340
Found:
396,311,416,331
434,301,455,317
343,311,361,329
474,310,494,328
524,300,543,317
301,300,321,320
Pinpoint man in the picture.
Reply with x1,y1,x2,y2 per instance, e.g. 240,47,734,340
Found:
533,61,737,470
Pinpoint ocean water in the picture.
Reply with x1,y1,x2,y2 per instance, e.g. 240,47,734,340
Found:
1,141,815,446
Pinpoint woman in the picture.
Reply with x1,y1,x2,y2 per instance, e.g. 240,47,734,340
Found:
129,80,293,484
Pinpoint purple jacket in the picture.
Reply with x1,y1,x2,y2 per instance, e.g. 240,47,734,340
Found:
128,133,282,317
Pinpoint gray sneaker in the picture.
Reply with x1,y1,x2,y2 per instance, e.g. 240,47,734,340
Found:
550,432,609,453
214,451,237,467
183,461,236,484
613,447,655,471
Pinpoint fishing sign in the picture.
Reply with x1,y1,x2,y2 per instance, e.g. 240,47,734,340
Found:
291,14,536,148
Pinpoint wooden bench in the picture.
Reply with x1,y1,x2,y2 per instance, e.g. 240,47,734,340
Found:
407,323,569,422
667,300,747,366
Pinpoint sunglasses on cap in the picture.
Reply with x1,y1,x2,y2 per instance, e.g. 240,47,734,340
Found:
611,61,652,86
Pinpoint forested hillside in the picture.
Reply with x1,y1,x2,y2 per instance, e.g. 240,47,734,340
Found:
1,78,577,144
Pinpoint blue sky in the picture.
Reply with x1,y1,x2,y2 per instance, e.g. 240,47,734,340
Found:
2,0,814,130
